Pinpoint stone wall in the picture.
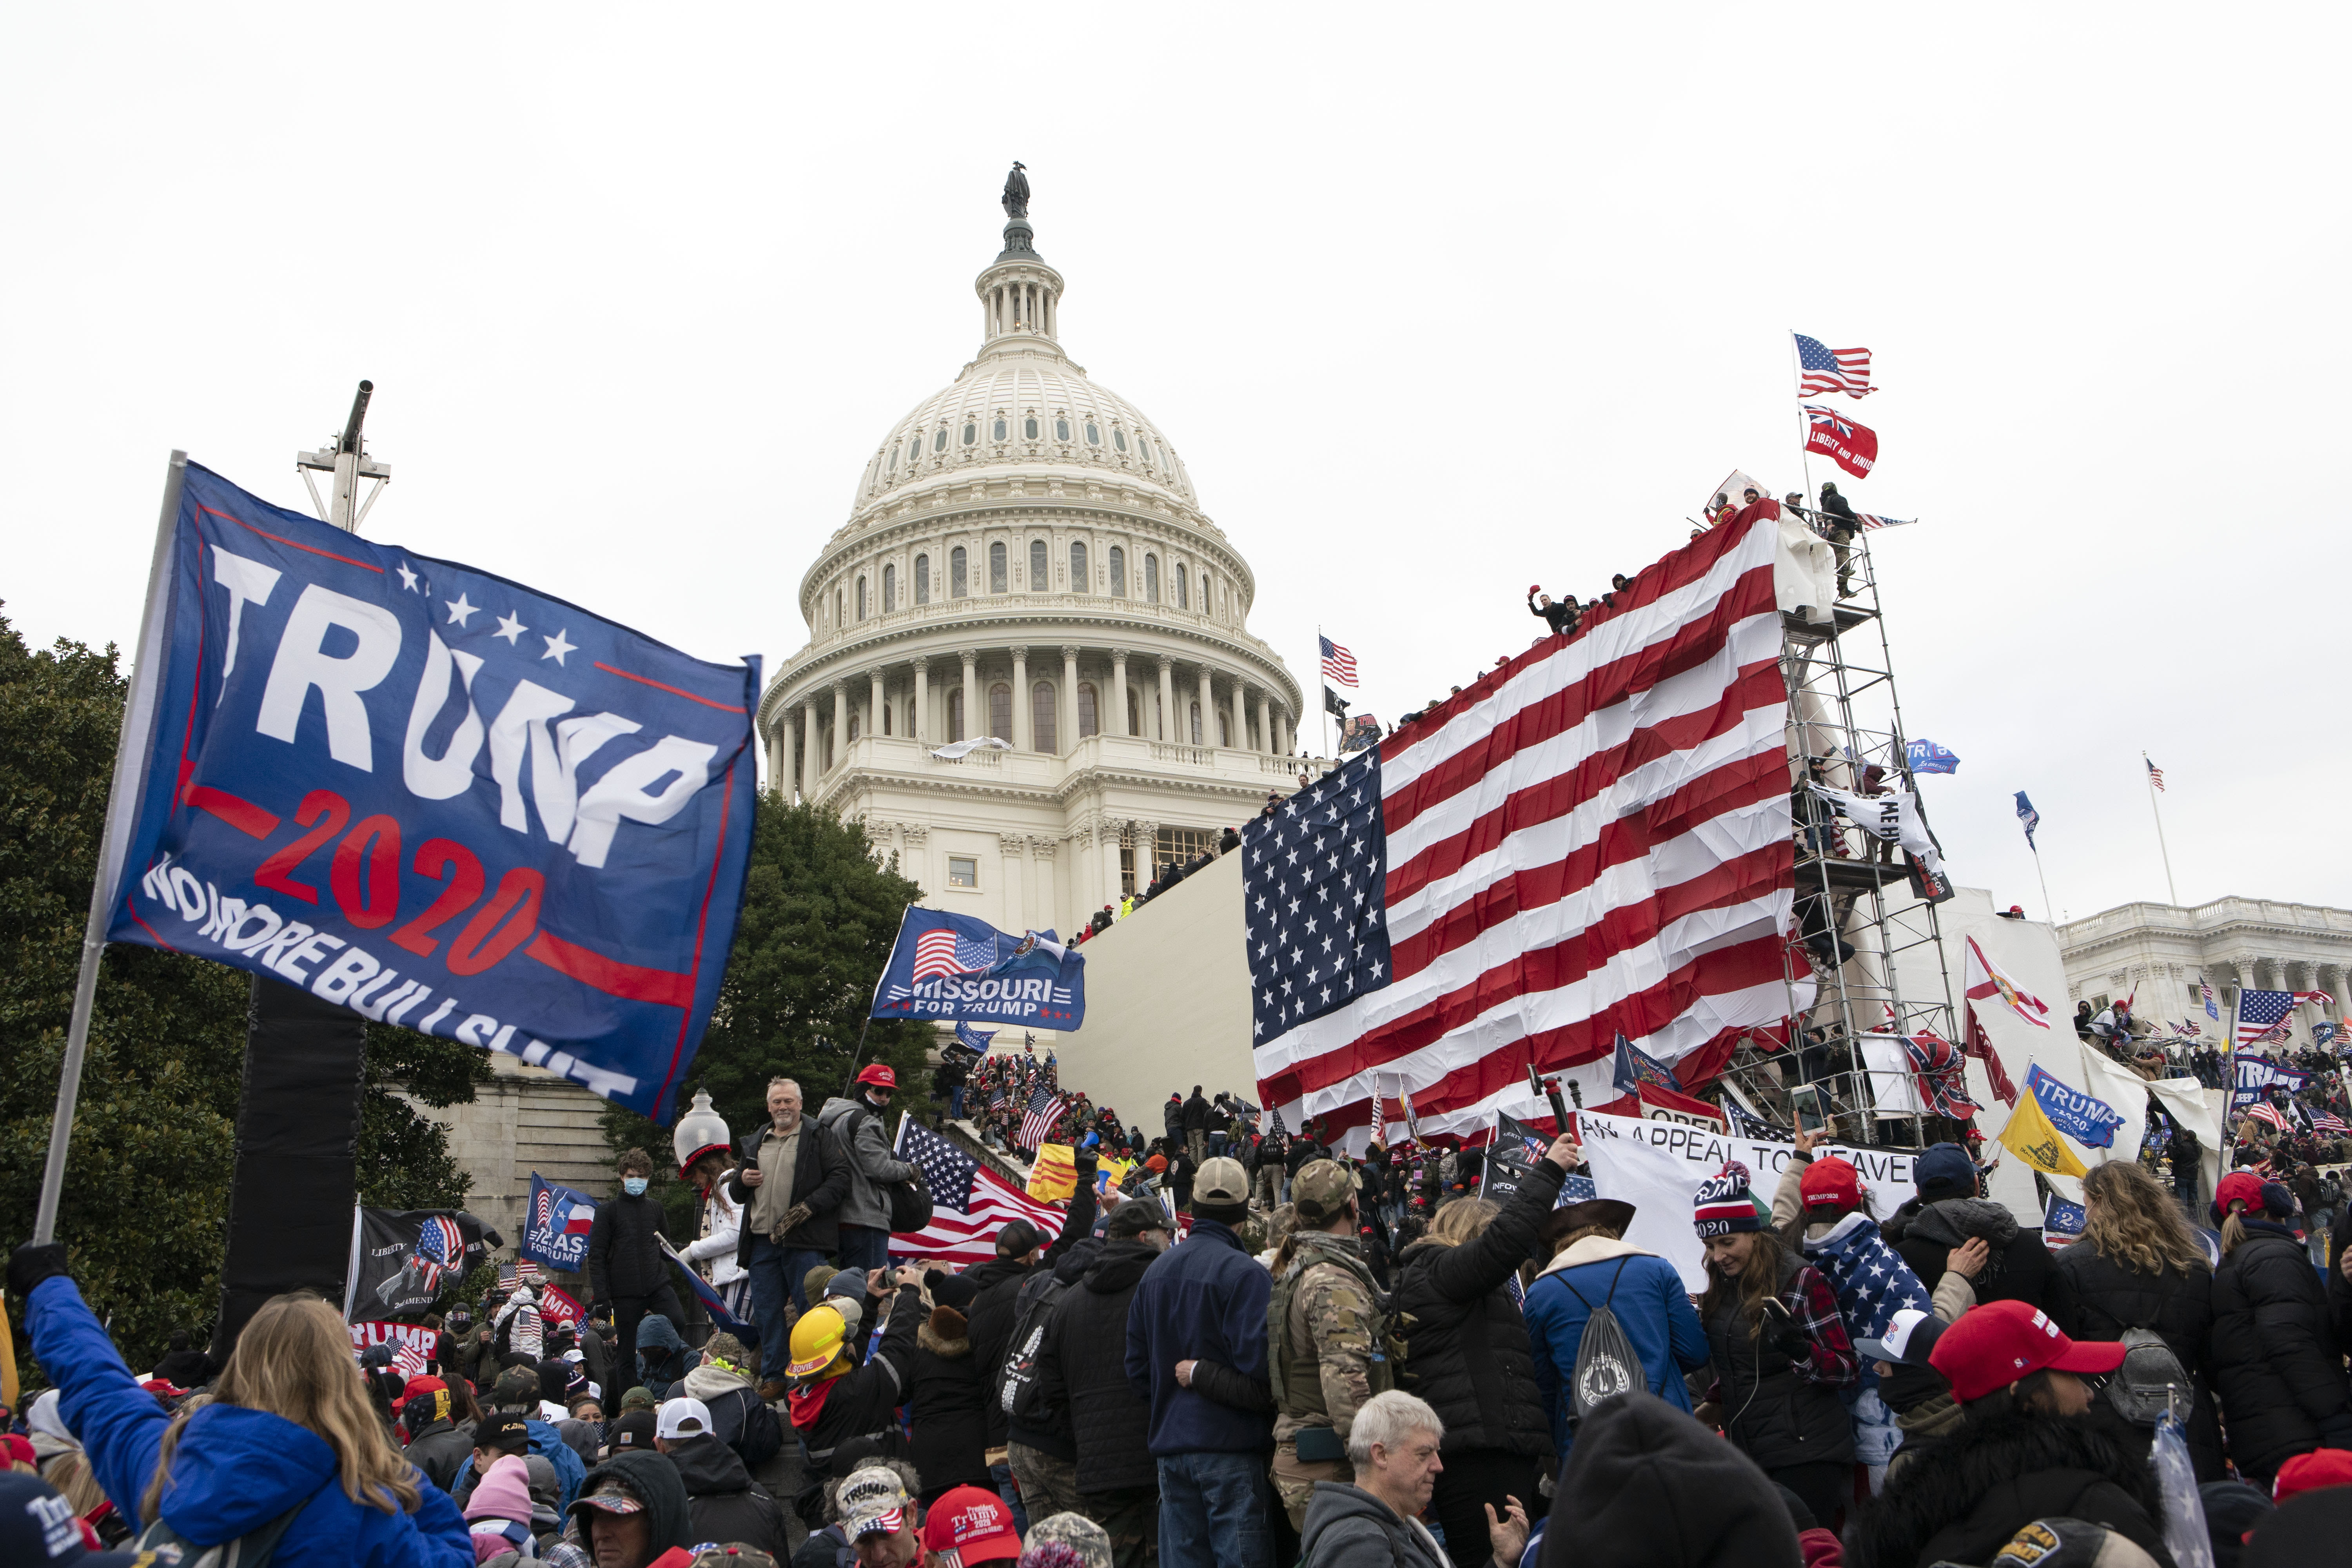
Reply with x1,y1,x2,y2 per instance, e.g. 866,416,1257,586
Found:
397,1054,613,1251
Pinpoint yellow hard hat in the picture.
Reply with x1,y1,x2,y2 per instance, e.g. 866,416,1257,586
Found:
787,1305,849,1380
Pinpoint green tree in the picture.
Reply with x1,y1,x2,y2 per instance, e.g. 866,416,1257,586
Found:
0,610,483,1371
601,793,935,1212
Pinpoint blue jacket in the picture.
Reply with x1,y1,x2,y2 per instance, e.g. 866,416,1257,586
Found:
1124,1218,1273,1456
1522,1241,1709,1457
449,1417,586,1513
28,1277,470,1567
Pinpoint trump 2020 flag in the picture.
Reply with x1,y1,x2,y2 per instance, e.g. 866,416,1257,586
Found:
1903,739,1960,775
871,907,1085,1027
103,464,758,1120
521,1173,599,1275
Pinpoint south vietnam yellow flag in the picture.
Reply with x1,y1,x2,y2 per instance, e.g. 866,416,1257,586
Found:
1997,1092,2089,1178
1027,1143,1078,1202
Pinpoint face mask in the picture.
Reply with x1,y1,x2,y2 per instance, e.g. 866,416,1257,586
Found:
622,1177,649,1197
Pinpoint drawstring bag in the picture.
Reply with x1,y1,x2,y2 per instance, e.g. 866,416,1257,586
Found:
1560,1259,1640,1423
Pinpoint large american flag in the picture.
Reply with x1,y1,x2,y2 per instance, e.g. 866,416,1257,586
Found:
2235,989,2297,1045
2313,1111,2349,1137
1018,1087,1067,1150
914,928,997,982
891,1117,1065,1266
1320,635,1359,688
1794,334,1874,398
1248,510,1796,1142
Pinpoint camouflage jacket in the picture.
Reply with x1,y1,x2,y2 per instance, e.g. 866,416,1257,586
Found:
1270,1230,1383,1442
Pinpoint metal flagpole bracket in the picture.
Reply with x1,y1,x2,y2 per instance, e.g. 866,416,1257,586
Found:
34,450,189,1245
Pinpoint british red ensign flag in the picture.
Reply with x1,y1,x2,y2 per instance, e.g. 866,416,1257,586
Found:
1247,505,1797,1143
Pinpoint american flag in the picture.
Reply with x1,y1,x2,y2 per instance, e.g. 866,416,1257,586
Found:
1249,509,1796,1142
2145,757,2165,793
891,1118,1066,1266
2294,989,2337,1008
2175,1019,2201,1038
914,928,996,982
1856,513,1916,530
1793,334,1874,399
2235,989,2296,1046
1018,1087,1067,1150
2313,1111,2349,1136
1809,1213,1934,1357
2246,1100,2290,1132
1319,635,1359,688
2201,978,2219,1020
392,1340,428,1379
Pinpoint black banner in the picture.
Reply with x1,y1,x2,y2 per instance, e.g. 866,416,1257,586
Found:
347,1206,498,1320
1479,1112,1551,1205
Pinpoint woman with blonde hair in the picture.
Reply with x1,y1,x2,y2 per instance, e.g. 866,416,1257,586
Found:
13,1242,470,1564
2202,1171,2352,1486
2046,1157,2224,1478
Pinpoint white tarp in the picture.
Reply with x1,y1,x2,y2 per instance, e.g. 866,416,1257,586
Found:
1574,1109,1918,1290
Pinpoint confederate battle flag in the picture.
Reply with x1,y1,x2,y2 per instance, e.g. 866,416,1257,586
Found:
1802,406,1878,479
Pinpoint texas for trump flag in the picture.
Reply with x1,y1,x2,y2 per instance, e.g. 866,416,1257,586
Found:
104,463,758,1120
1802,406,1878,480
1247,506,1797,1143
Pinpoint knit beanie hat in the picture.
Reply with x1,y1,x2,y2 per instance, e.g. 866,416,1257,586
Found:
466,1453,536,1523
1693,1162,1764,1238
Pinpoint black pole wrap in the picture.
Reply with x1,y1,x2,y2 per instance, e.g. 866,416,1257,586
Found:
209,973,368,1359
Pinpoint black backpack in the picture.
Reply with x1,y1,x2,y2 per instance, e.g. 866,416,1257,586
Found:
1558,1259,1641,1423
842,1102,935,1233
996,1271,1074,1420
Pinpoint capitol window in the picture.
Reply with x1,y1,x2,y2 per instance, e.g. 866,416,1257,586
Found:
909,436,923,464
1108,545,1125,596
1025,417,1038,439
1113,428,1129,453
947,688,965,742
1189,701,1201,745
1078,683,1098,739
1144,554,1160,602
933,429,947,453
990,542,1008,593
882,564,896,612
857,577,867,620
1033,682,1057,753
886,446,897,472
882,701,892,736
915,554,930,604
1056,418,1071,441
993,418,1007,441
963,422,977,445
1085,422,1100,445
1156,826,1216,871
947,855,978,889
1175,564,1188,609
1029,539,1048,592
951,547,967,598
989,682,1012,742
1070,541,1087,592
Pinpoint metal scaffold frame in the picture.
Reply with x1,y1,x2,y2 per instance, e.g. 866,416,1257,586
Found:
1714,519,1964,1149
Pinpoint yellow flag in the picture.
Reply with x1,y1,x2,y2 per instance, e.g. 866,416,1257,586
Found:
1027,1143,1078,1202
0,1300,16,1412
1997,1091,2089,1178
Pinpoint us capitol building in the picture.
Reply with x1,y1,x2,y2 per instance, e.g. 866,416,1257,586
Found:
756,169,1310,938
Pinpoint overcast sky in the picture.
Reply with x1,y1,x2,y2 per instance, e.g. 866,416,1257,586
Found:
6,8,2344,931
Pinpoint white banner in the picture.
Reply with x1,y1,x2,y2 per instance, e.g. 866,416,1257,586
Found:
1810,784,1944,877
1573,1110,1919,1290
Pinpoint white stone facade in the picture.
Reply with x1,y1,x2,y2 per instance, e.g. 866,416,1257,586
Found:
757,207,1310,938
2058,897,2352,1038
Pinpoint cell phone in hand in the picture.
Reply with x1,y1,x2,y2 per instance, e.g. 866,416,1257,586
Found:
1789,1086,1827,1135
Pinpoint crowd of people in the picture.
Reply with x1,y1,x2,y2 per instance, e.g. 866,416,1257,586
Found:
13,1039,2352,1568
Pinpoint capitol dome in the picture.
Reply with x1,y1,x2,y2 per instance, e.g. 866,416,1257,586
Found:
758,177,1308,942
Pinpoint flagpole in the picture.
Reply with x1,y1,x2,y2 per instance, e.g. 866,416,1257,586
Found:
2030,843,2055,927
34,451,187,1246
1788,330,1816,504
2143,751,2180,907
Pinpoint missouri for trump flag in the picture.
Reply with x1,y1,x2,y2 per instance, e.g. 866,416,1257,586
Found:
1246,506,1795,1143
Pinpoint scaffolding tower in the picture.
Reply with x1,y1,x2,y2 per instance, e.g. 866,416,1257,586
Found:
1714,517,1964,1149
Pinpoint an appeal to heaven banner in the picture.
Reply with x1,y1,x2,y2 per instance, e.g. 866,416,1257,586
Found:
106,464,759,1119
1573,1110,1919,1290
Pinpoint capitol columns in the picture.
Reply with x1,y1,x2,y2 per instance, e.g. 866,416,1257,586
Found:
1197,665,1215,748
1156,655,1176,742
911,656,929,744
869,670,884,743
799,702,817,800
1010,645,1031,750
960,648,980,745
1061,646,1080,751
764,717,787,797
831,681,849,771
1109,649,1131,737
1258,689,1274,757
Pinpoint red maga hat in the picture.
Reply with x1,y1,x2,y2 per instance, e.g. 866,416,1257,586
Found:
1928,1300,2127,1403
855,1063,898,1090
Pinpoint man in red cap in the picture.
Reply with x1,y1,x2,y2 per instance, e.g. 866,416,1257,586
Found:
917,1485,1024,1568
1847,1300,2163,1567
821,1063,922,1276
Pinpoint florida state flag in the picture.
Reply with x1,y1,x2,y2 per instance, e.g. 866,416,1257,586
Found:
1802,406,1878,479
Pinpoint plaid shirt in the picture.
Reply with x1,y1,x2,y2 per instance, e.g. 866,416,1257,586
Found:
1706,1260,1860,1401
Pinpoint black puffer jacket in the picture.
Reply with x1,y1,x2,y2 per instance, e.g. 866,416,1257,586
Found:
1392,1156,1559,1460
586,1190,670,1302
1883,1196,2051,1310
907,1305,993,1495
2045,1240,2224,1481
1006,1238,1102,1461
668,1433,790,1558
966,1168,1096,1447
2209,1223,2352,1479
1846,1406,2173,1568
1034,1238,1161,1494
